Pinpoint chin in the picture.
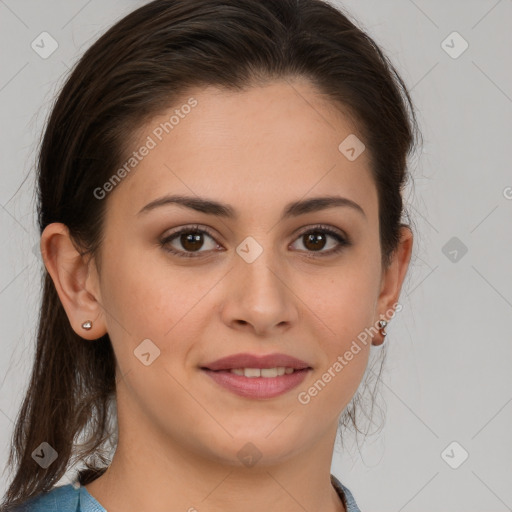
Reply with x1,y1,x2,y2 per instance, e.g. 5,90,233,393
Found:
195,425,307,468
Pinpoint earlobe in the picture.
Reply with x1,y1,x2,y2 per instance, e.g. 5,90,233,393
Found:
40,222,107,340
373,226,413,345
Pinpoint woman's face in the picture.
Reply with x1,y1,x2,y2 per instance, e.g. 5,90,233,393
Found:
78,78,410,466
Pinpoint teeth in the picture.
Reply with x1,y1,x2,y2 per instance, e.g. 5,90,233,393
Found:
229,367,295,377
244,368,261,378
261,368,278,378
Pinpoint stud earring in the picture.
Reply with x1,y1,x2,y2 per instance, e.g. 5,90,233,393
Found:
81,320,93,330
377,319,388,337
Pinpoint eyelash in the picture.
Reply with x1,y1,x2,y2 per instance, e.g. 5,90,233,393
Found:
159,224,350,259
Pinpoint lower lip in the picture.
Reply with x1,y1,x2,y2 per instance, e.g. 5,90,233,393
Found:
202,369,310,399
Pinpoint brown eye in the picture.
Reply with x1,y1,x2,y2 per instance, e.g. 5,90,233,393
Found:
160,224,350,259
302,231,328,251
179,231,205,252
160,225,219,258
291,226,350,256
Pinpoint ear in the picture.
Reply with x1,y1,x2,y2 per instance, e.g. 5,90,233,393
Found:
40,222,107,340
373,225,413,346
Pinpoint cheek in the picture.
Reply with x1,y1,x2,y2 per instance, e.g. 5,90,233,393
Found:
99,246,214,368
298,277,375,415
304,259,380,339
297,259,380,404
97,243,168,356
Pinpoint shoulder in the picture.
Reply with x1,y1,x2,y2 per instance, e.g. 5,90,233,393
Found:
10,484,80,512
331,474,362,512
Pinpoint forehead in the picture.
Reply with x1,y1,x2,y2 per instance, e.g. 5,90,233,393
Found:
107,79,377,222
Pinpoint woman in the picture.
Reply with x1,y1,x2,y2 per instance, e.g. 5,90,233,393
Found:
1,0,418,510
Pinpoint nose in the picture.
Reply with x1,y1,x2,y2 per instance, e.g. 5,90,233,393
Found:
220,247,300,337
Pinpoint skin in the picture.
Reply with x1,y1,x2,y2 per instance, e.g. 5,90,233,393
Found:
41,78,413,512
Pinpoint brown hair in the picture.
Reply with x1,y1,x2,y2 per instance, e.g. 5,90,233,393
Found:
1,0,420,509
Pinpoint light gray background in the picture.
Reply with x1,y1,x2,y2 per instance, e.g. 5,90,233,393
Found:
0,1,511,511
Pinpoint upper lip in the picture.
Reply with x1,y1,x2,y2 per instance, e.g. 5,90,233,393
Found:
202,353,311,371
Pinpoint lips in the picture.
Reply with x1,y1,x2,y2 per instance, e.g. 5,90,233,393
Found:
201,353,311,371
200,353,312,399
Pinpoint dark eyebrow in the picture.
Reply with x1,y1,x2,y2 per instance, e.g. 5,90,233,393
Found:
137,194,366,220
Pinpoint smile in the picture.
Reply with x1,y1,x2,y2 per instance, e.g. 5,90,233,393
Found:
201,367,311,399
